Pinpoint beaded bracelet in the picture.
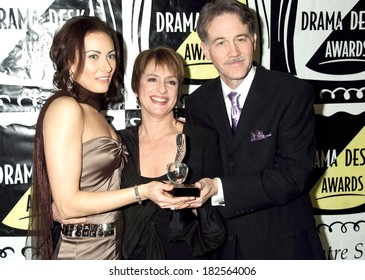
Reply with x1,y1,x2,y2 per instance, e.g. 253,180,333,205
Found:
134,185,142,204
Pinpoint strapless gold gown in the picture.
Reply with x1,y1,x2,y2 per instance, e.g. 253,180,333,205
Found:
53,136,127,260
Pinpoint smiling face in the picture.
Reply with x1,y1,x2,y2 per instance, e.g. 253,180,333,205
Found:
70,31,116,94
137,61,179,118
201,13,257,89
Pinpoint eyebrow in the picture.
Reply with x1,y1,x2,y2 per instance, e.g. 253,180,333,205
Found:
145,73,177,79
84,49,116,54
211,36,225,43
212,33,249,42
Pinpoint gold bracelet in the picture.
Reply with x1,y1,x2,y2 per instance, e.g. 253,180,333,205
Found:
134,185,142,204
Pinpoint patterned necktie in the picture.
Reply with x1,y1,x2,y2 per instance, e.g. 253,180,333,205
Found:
228,91,242,131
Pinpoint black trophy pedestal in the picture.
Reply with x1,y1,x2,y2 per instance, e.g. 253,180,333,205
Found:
172,184,200,197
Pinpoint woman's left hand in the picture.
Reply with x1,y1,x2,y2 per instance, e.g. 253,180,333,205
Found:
140,181,196,210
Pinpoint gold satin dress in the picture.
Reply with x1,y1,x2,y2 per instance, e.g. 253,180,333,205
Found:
53,136,127,260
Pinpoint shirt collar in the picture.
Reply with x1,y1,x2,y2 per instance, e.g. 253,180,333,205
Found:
221,65,256,97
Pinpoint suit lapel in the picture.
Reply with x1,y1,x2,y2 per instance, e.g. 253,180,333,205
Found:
206,79,234,149
231,66,269,151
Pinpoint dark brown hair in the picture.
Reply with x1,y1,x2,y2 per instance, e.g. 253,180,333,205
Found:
197,0,256,43
131,46,185,100
50,15,122,101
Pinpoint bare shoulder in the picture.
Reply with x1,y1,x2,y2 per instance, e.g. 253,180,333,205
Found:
44,96,83,121
42,96,85,137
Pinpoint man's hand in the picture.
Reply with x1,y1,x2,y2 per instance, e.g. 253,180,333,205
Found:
187,178,218,208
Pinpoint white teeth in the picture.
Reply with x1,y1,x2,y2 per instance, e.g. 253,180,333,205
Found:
151,96,167,102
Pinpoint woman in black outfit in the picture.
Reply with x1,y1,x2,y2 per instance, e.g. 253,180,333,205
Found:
119,46,226,259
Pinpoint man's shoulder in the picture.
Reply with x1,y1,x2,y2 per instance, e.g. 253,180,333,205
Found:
255,66,313,101
186,77,220,103
257,64,306,84
192,77,220,94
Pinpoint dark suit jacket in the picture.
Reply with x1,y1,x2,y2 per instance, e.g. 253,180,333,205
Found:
184,65,324,259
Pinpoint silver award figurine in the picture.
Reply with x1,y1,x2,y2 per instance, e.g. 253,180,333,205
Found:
166,133,200,197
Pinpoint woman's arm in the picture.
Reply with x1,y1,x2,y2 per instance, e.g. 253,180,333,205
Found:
44,97,192,220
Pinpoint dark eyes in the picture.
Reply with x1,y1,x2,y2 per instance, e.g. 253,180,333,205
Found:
88,53,116,60
147,77,157,82
88,54,98,60
215,36,249,47
146,77,177,85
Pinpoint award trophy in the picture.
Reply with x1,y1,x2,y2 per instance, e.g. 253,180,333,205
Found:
166,133,200,197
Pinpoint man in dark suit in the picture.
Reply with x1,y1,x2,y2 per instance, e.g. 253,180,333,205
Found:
184,0,325,259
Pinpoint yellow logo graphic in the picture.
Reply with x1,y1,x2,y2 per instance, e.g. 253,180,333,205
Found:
2,187,30,230
176,31,218,80
310,126,365,210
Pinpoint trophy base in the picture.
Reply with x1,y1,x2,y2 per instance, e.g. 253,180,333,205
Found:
172,184,200,197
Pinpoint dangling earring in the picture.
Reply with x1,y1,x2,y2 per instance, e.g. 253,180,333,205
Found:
173,106,179,119
67,72,74,91
136,96,140,109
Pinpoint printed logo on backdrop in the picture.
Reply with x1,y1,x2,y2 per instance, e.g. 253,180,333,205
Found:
305,0,365,76
0,0,124,112
311,125,365,212
270,0,365,81
149,1,215,84
0,121,33,235
270,0,365,215
121,0,214,110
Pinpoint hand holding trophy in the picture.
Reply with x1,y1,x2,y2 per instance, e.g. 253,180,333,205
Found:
166,133,200,197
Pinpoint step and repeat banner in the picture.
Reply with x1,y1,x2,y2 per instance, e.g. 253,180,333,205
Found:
0,0,364,260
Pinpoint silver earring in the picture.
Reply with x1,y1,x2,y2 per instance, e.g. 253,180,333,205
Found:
136,97,140,109
173,106,179,118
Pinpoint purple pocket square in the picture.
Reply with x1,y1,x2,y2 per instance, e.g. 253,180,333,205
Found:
251,130,272,142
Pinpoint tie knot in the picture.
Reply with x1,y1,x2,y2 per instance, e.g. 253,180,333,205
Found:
228,91,240,106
